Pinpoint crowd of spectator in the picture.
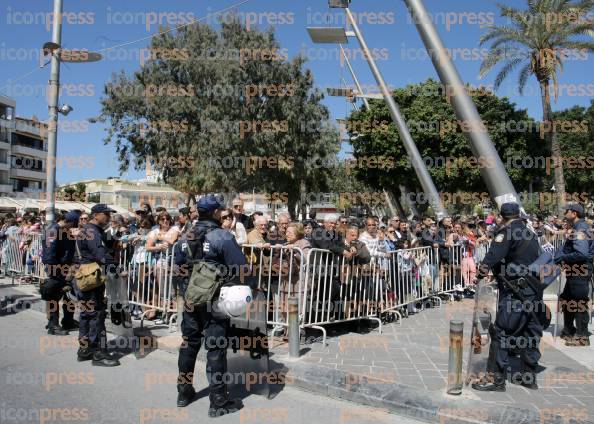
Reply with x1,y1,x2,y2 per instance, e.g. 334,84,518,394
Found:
0,198,590,323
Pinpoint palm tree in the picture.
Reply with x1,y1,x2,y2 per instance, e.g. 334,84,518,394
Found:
480,0,594,212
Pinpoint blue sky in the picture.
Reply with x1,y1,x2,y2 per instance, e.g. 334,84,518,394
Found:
1,0,592,185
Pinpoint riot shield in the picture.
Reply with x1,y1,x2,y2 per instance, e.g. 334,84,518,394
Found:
464,279,498,386
105,272,137,355
227,290,271,398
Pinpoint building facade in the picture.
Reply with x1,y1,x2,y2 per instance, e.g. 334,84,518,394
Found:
0,95,48,197
61,177,186,211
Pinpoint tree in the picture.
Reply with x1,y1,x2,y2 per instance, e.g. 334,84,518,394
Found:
479,0,594,212
95,18,339,214
552,100,594,194
348,79,547,214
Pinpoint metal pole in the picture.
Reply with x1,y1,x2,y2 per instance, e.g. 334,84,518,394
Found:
447,320,464,395
345,8,447,219
340,45,370,110
403,0,520,209
45,0,63,225
288,297,300,358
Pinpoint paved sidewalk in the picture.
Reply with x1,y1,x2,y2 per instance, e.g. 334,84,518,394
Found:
4,279,594,423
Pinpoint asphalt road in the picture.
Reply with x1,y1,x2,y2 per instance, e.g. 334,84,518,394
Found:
0,308,427,424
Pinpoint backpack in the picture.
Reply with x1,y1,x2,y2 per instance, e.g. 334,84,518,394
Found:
183,225,224,306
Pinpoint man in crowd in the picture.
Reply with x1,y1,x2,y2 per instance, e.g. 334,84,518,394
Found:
75,204,120,367
176,195,245,417
232,198,250,230
359,217,388,260
269,213,290,245
177,207,193,236
556,203,594,346
41,211,80,335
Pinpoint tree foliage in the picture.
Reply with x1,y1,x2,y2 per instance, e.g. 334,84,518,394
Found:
348,79,549,213
96,18,339,213
479,0,594,211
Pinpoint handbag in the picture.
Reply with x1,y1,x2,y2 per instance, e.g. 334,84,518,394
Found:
73,240,106,292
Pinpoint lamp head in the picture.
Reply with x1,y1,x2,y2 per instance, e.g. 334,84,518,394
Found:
58,104,73,116
329,0,351,8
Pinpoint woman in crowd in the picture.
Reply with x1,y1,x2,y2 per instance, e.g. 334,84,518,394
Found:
219,208,247,245
146,211,179,324
273,223,311,337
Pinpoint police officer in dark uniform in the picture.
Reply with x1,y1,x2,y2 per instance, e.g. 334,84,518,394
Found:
556,203,594,346
75,204,120,367
472,202,542,392
41,211,79,335
176,195,246,417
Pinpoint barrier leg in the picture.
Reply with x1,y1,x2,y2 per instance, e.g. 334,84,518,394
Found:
310,325,327,346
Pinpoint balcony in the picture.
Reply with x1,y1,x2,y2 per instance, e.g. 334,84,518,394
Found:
0,118,15,131
15,119,46,138
10,168,45,180
11,144,47,158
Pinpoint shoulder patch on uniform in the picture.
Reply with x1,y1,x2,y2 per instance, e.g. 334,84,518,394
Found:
577,232,586,240
494,234,505,243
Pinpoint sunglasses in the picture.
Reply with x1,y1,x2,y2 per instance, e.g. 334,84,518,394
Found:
387,230,395,234
233,205,242,209
80,216,89,220
221,215,232,220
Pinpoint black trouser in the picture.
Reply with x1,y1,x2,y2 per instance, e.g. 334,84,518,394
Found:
178,303,229,395
44,278,75,327
560,276,591,337
486,291,543,378
76,284,107,350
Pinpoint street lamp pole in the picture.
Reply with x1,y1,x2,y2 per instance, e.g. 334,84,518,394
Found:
402,0,520,209
339,44,370,110
344,7,448,219
45,0,63,224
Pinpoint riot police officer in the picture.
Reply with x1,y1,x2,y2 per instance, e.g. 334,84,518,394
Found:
41,211,79,335
556,203,593,346
75,204,120,367
472,202,542,392
175,195,246,417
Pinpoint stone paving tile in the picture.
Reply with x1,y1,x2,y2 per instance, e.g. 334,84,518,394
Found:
272,297,594,417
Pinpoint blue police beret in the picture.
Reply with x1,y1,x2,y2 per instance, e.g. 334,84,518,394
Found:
197,195,222,213
565,203,584,215
500,202,520,218
91,204,116,214
64,211,80,225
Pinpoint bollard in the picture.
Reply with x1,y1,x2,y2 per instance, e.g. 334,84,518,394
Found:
447,320,464,395
288,296,300,358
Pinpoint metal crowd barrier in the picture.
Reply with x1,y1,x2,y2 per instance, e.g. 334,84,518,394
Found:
0,233,45,284
120,241,177,329
242,244,306,333
381,246,440,322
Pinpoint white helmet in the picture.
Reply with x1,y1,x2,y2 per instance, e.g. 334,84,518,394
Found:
212,285,253,318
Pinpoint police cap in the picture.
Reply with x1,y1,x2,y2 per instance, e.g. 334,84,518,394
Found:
197,195,222,213
64,211,80,226
565,203,584,215
91,204,116,214
500,202,520,218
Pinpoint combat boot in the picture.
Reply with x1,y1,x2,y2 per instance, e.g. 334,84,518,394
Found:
61,319,79,330
77,347,94,362
47,324,69,336
92,350,120,367
471,372,506,392
177,384,197,407
208,387,243,417
520,363,538,390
